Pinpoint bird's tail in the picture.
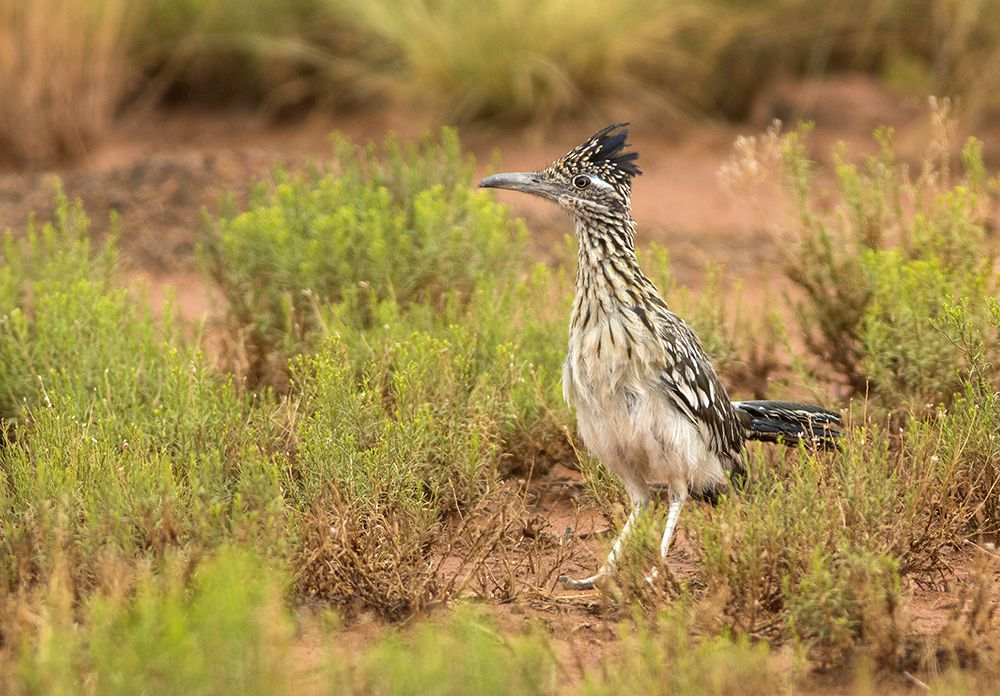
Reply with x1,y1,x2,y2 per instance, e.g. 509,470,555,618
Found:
733,400,843,450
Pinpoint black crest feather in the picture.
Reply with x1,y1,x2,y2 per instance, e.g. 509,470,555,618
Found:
550,123,641,196
590,123,641,178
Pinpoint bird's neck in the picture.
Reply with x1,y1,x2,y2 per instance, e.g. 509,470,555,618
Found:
571,213,663,326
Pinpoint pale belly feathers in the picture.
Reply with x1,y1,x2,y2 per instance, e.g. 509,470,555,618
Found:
562,310,726,502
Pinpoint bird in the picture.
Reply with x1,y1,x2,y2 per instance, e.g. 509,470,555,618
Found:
479,124,842,590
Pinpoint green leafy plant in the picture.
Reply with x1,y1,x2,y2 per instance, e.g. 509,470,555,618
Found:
723,112,998,408
200,128,525,390
0,190,285,603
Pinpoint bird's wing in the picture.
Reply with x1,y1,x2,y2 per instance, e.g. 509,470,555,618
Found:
652,311,746,469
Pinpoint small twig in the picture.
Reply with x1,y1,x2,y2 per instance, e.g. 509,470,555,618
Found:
902,671,930,692
963,539,1000,561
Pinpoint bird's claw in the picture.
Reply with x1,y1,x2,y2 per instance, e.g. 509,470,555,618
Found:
559,574,602,590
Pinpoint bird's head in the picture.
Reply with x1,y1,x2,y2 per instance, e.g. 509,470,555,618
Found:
478,123,641,218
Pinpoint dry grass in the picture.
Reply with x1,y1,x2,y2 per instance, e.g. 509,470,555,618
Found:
0,0,137,165
4,1,1000,163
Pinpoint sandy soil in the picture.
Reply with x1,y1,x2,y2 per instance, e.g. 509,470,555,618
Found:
1,74,997,691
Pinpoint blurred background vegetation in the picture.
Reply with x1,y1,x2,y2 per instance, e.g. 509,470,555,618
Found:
2,0,1000,164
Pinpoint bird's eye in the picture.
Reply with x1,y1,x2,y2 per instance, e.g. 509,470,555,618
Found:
572,175,591,189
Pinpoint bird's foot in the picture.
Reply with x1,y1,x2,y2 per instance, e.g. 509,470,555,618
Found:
644,566,660,586
558,573,604,590
644,564,681,593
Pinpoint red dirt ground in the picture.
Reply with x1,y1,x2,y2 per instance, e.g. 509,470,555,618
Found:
1,75,997,692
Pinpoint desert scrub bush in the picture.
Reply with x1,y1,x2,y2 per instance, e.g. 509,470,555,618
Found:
0,0,138,164
203,128,576,473
0,190,118,421
290,332,518,511
918,297,1000,535
288,331,538,615
722,112,998,409
353,608,557,695
689,392,997,660
7,549,297,696
201,128,526,390
0,192,285,598
583,605,785,696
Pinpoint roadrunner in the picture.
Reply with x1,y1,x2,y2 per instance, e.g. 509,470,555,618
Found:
479,124,842,589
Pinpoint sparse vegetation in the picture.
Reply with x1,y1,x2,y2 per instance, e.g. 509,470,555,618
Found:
720,106,999,408
1,126,998,693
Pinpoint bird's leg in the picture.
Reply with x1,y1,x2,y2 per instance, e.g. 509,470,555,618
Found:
559,500,648,590
645,489,687,585
659,489,686,558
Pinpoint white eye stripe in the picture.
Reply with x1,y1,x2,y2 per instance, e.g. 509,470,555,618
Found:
587,174,613,190
573,174,612,191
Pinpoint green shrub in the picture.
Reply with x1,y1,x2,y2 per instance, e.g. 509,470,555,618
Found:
0,191,117,420
201,129,575,473
291,331,516,512
860,250,992,411
707,125,998,653
689,397,994,656
356,608,556,695
784,548,903,663
725,117,998,408
0,191,285,599
583,607,785,696
288,329,535,615
201,128,526,390
10,549,296,696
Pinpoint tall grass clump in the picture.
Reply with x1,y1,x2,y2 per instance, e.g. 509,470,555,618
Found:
291,1,1000,123
4,0,1000,162
140,0,329,109
0,0,137,164
324,0,686,122
295,1,1000,123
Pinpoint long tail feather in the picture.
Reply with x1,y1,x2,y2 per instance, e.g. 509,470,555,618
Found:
733,400,843,450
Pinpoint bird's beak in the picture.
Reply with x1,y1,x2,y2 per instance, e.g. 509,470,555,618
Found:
478,171,551,197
